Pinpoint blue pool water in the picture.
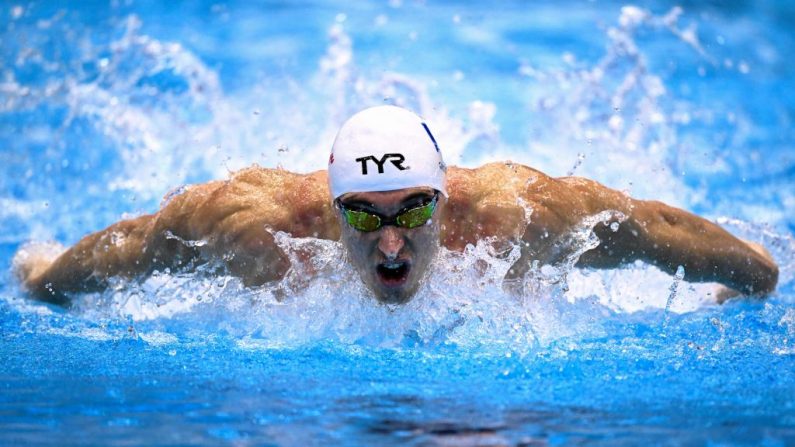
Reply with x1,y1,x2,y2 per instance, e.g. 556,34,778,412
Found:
2,1,795,445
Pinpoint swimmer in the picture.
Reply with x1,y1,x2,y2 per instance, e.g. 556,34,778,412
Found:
13,106,779,305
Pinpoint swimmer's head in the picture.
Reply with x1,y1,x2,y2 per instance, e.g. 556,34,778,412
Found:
329,106,447,304
328,105,447,200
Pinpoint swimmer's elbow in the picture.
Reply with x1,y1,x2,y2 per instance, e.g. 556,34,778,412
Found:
12,241,100,306
14,269,72,306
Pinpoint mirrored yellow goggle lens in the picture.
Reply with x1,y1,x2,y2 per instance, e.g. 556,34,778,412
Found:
396,202,435,228
344,209,381,232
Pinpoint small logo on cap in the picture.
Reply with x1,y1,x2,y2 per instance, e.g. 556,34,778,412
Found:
422,123,440,153
329,153,335,164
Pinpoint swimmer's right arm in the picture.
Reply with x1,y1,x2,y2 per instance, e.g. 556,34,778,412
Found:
14,180,243,305
14,213,160,305
15,168,337,305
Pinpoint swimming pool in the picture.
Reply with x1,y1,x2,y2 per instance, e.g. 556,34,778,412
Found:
2,0,794,445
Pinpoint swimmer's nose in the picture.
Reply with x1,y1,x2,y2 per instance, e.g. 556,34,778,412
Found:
377,226,404,260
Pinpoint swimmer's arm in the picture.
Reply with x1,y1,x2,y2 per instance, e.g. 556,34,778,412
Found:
183,178,291,287
611,200,777,296
551,177,779,296
15,178,292,304
14,181,224,304
14,214,158,305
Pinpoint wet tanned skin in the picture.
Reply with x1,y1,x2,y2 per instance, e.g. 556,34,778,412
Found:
15,162,779,305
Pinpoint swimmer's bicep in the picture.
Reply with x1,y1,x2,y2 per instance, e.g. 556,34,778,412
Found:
149,179,266,246
182,183,291,283
193,211,290,287
542,176,646,266
151,181,227,236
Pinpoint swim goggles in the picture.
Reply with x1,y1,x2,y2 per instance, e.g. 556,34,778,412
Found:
337,193,439,232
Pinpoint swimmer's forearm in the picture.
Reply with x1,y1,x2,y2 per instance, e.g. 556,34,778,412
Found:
553,177,778,295
630,202,779,295
24,179,248,301
25,214,157,303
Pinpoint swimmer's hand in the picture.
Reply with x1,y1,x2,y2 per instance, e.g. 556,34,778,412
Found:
744,240,775,265
12,242,65,294
715,239,777,303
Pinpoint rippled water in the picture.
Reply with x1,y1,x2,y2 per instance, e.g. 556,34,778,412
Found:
2,1,794,445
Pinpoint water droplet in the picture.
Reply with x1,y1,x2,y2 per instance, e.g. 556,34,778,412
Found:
11,5,24,19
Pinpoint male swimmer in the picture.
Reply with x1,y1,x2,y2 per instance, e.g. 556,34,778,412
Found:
13,106,779,305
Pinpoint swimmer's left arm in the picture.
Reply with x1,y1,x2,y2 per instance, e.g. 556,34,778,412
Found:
547,177,779,296
617,199,778,296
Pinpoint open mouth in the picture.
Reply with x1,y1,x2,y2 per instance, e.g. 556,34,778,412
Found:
376,260,411,287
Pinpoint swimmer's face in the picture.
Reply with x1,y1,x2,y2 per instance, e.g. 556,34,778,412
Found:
336,187,444,304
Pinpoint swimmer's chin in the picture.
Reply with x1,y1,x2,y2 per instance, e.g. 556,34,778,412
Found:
370,278,418,305
372,290,416,306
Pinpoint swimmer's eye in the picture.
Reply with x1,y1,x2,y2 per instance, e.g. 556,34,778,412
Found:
338,193,438,232
396,197,436,229
343,209,382,232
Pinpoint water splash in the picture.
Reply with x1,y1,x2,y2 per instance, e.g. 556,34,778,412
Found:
1,4,793,356
517,6,713,206
661,265,686,333
12,205,726,356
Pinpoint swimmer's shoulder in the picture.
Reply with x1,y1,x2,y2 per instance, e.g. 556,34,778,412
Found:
200,165,328,205
442,162,550,248
447,161,552,200
229,164,327,186
225,165,336,238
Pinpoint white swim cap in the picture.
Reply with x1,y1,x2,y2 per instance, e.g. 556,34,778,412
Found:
328,105,448,199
